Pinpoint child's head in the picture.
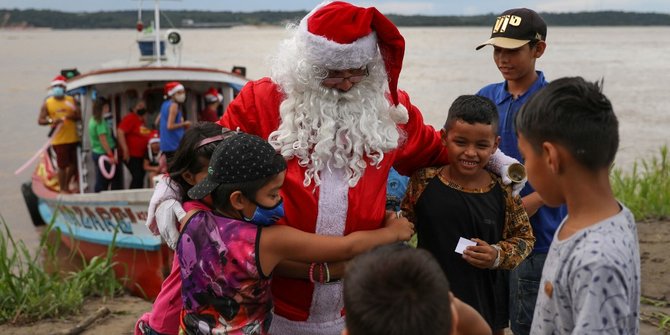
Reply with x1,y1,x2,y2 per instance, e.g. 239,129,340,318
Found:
204,87,223,107
168,122,230,199
515,77,618,203
476,8,547,82
150,140,160,153
92,97,110,122
187,132,287,224
343,244,456,335
441,95,500,175
148,132,161,153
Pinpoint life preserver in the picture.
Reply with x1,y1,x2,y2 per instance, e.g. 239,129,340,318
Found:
98,154,116,180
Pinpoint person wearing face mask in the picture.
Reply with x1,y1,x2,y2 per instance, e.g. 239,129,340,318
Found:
88,97,123,192
118,97,152,189
159,82,191,161
37,75,82,193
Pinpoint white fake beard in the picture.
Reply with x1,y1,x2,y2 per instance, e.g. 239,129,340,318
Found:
268,62,401,188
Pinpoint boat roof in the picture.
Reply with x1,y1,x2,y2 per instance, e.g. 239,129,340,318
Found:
66,65,248,91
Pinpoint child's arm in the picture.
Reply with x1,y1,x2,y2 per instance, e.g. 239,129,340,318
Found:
521,191,544,217
143,158,158,173
259,211,414,276
452,294,492,335
496,186,535,270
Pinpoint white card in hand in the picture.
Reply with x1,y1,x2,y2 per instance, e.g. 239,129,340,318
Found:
455,237,477,254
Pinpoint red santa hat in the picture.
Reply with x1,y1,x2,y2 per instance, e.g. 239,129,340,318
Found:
164,81,184,97
297,1,408,123
148,130,160,145
204,87,223,104
50,75,67,87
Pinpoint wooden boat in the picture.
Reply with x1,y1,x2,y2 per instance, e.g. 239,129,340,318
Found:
21,2,248,299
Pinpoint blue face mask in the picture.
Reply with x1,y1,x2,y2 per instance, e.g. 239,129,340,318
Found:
51,86,65,97
241,198,285,226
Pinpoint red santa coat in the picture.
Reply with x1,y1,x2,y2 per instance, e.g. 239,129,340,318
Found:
218,78,449,321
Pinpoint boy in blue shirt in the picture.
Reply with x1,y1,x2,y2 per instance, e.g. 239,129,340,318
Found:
475,8,566,335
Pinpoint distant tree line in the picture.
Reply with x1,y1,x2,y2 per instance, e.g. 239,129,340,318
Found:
1,9,669,29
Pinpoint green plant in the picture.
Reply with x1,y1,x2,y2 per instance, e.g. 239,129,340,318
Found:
611,146,669,221
0,213,122,325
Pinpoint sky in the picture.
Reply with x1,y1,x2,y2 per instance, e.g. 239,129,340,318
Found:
2,0,670,15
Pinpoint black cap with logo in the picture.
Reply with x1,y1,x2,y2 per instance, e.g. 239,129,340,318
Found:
187,132,287,200
476,8,547,50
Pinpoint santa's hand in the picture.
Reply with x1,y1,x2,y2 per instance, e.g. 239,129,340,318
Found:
145,174,182,235
155,199,185,249
488,148,527,197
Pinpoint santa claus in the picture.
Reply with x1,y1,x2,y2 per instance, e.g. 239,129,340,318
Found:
219,2,521,334
143,2,522,335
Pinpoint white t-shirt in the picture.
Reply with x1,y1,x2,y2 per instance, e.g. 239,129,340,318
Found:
530,204,640,334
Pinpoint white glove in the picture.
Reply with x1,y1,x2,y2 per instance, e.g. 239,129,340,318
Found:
146,174,182,236
488,148,527,197
155,199,186,249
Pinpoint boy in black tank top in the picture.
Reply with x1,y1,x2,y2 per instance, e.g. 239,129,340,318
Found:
401,95,535,334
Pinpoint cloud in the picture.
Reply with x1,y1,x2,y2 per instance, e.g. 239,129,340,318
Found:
357,1,435,15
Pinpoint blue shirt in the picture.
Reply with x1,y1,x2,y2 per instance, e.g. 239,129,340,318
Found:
477,71,566,253
159,99,184,152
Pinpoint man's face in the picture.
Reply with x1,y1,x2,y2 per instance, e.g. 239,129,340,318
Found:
321,67,368,92
52,85,66,98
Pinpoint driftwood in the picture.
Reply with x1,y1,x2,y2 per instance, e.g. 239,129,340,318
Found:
49,306,111,335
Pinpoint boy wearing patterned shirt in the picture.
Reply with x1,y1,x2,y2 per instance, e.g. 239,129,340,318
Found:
516,77,640,334
401,95,534,334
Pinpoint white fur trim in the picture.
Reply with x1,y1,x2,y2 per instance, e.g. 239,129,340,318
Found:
167,84,184,97
308,168,347,322
50,79,66,87
205,93,223,103
389,103,409,124
298,6,378,70
269,313,345,335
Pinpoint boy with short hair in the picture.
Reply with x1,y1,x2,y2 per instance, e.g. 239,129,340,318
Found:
343,244,492,335
476,8,566,334
517,77,640,334
401,95,534,334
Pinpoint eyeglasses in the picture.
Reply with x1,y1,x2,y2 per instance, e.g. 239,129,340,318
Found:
322,67,369,86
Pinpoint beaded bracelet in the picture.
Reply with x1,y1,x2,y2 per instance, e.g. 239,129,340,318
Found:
308,263,317,283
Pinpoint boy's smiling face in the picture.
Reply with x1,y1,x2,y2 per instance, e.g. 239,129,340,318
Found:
442,120,499,178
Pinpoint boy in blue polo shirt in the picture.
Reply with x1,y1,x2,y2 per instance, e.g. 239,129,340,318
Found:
475,8,566,335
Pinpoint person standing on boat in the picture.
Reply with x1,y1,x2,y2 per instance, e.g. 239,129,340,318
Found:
159,81,191,161
198,87,222,122
118,98,151,189
216,2,524,334
37,75,81,194
88,97,122,192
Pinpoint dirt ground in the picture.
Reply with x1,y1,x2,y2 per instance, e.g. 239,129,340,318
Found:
1,220,669,335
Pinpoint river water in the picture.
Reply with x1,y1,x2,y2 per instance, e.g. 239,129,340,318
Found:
1,26,668,249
